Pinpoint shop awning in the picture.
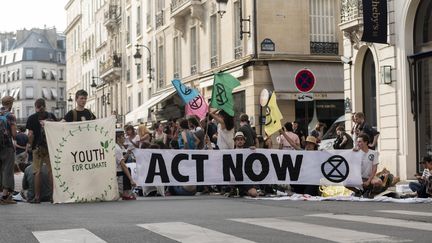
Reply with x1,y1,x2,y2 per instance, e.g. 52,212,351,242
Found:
125,89,176,124
13,88,20,99
269,61,344,97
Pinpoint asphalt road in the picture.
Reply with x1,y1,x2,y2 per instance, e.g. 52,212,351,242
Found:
1,196,432,243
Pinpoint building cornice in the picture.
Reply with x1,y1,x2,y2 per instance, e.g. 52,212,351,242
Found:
64,14,82,35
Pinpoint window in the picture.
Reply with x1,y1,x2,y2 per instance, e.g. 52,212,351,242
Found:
25,68,33,79
127,15,131,44
309,0,338,55
137,64,142,79
127,56,131,83
138,91,142,106
0,57,2,65
173,36,181,79
59,87,64,100
210,15,218,68
128,95,132,112
59,69,64,80
234,1,242,59
16,69,20,80
25,87,34,99
26,50,33,60
41,69,48,79
12,53,16,62
190,26,197,75
3,56,7,65
137,6,142,36
146,0,152,29
157,44,165,88
26,106,34,117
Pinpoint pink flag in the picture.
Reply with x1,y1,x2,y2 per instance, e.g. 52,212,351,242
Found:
185,94,208,120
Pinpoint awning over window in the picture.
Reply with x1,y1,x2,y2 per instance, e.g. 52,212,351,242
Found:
268,61,344,98
9,89,16,98
51,70,57,77
1,91,7,98
13,88,20,99
125,89,176,124
51,88,57,99
8,71,15,79
42,88,50,99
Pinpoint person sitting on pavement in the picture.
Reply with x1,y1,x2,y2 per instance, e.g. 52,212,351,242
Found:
347,133,383,198
115,129,137,200
22,163,52,202
333,125,354,150
226,132,258,198
409,156,432,198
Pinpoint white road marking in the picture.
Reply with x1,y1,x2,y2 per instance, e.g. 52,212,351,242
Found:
33,228,106,243
138,222,255,243
309,213,432,231
376,210,432,217
230,218,407,243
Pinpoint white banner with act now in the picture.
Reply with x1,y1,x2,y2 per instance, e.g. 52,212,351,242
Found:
45,117,119,203
133,149,363,187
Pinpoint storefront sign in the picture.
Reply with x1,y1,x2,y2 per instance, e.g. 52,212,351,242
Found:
297,93,314,102
361,0,388,44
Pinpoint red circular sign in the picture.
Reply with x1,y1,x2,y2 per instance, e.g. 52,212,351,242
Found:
294,69,316,93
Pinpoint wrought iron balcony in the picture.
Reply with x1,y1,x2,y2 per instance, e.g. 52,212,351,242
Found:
190,65,198,75
155,11,164,29
104,5,121,31
340,0,363,49
310,42,339,55
340,0,363,30
171,0,201,14
99,53,122,82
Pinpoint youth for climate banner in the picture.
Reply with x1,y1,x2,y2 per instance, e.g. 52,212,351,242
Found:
133,149,363,187
45,117,119,203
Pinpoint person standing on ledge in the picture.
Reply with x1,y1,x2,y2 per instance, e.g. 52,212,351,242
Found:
63,89,96,122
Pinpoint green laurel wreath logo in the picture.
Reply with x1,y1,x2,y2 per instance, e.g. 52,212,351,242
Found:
53,123,116,203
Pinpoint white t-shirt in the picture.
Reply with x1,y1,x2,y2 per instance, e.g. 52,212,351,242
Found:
124,134,140,148
217,123,234,149
360,149,379,179
277,131,300,150
115,144,126,172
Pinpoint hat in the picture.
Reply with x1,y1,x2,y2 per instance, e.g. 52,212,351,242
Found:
305,136,317,145
234,131,245,139
1,96,14,105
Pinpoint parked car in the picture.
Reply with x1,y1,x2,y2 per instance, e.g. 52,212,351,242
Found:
318,115,347,150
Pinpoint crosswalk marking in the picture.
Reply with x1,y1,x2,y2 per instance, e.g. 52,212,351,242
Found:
309,213,432,231
137,222,255,243
376,210,432,217
32,228,106,243
229,218,406,243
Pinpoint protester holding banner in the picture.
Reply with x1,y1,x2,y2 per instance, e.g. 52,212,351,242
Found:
115,129,137,200
209,110,234,150
292,121,306,148
26,98,57,203
277,122,300,150
137,123,151,146
124,125,140,149
153,122,167,147
64,89,96,122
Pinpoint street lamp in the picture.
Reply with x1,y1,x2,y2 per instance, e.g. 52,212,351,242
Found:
133,44,153,82
91,76,110,117
67,93,73,102
216,0,228,18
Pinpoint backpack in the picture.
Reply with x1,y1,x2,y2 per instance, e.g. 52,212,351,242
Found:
0,111,12,148
37,112,55,148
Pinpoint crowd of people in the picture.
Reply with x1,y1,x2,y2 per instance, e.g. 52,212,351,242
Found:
1,89,431,205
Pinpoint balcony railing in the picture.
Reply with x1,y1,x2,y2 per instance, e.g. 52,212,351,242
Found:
99,53,122,81
310,42,339,55
190,65,197,75
171,0,201,13
155,11,164,28
341,0,363,24
104,5,121,30
210,56,218,68
234,46,243,60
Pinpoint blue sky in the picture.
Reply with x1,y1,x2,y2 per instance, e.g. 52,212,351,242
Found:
0,0,67,32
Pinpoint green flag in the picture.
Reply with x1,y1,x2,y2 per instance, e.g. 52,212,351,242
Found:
210,73,241,116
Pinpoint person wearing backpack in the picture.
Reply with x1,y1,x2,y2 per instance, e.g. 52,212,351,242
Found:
63,89,96,122
0,96,17,204
26,98,57,203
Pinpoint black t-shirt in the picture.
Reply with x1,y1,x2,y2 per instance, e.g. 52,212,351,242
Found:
238,124,257,148
64,109,96,122
15,132,29,154
26,112,57,149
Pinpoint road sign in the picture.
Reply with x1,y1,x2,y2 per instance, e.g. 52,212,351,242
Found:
297,93,314,102
295,69,316,93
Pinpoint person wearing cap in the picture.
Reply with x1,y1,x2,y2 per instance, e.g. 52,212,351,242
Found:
290,136,320,196
115,129,137,200
238,114,258,148
226,131,258,197
0,96,17,204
